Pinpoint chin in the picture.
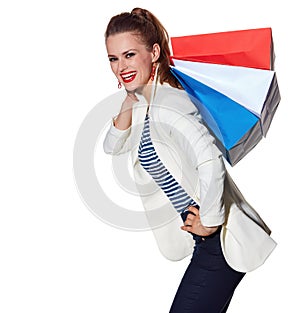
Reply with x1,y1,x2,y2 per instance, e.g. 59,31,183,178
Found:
124,85,137,92
125,82,145,93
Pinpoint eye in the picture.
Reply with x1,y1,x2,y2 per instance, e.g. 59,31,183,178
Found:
126,52,135,58
108,57,118,62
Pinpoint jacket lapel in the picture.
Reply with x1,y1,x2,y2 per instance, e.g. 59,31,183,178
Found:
130,72,160,167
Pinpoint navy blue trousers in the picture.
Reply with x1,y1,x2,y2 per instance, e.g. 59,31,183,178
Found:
169,210,246,313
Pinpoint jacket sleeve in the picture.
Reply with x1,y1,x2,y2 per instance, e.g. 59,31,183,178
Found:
102,115,133,155
158,93,226,227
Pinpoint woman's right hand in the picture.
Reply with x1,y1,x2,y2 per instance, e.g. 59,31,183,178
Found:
122,90,139,111
113,90,139,130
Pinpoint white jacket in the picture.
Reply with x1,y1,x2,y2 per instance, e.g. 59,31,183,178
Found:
102,80,277,273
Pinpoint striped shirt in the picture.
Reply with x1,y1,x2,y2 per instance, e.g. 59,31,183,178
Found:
138,113,197,215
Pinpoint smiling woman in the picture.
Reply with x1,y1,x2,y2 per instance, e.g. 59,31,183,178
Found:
102,7,276,313
106,32,160,97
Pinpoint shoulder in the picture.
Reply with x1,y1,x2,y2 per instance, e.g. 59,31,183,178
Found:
152,83,199,122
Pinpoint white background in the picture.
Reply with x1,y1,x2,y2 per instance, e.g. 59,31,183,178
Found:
1,0,299,312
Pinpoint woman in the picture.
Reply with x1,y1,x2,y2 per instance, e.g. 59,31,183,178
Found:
103,7,276,312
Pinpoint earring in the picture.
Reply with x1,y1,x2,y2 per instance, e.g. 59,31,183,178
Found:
150,65,156,81
118,81,122,89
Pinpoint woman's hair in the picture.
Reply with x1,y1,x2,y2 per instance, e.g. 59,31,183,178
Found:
105,7,182,89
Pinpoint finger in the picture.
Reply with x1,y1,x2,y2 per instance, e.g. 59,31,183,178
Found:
181,225,192,231
185,215,195,223
129,94,139,102
183,219,193,226
127,91,136,98
126,92,137,100
188,206,200,216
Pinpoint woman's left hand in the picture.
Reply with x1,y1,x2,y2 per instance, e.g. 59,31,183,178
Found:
180,206,219,236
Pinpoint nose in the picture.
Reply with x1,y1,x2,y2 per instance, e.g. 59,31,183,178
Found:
118,58,128,73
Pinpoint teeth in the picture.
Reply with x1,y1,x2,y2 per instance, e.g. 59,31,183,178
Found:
122,72,136,79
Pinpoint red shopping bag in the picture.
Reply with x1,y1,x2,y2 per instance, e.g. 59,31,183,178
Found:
171,27,273,70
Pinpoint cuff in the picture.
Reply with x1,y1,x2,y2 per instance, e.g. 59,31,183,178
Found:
200,213,225,227
109,116,131,137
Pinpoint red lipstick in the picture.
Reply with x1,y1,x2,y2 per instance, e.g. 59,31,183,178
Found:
121,71,137,83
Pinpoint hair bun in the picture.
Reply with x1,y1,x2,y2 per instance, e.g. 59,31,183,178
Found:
131,7,150,20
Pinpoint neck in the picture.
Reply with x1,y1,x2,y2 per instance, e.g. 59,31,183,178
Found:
135,79,153,108
141,64,159,104
142,79,153,104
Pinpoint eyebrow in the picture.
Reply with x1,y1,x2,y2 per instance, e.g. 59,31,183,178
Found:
107,49,138,58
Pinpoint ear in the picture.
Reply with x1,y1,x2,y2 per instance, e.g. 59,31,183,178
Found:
151,43,161,63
